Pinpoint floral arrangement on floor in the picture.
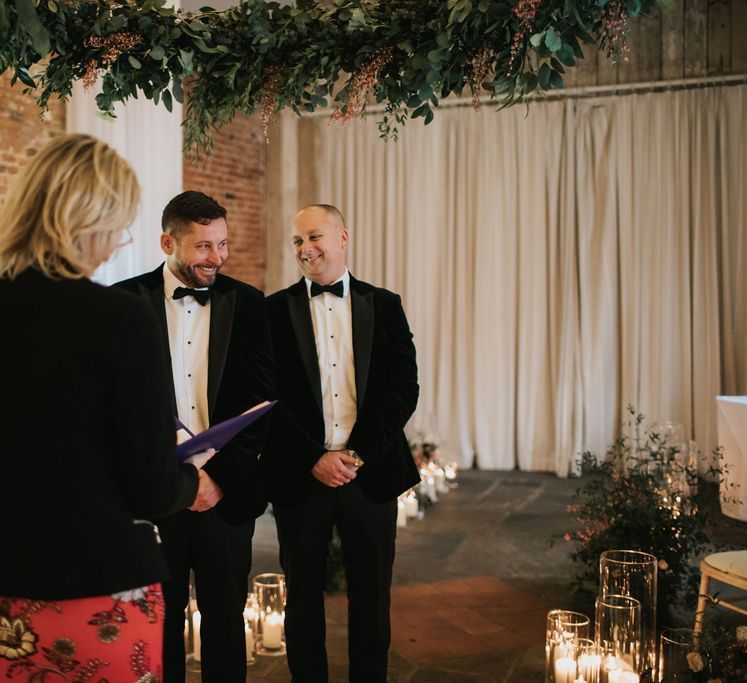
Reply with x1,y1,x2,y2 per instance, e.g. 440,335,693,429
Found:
674,624,747,683
0,0,664,153
562,406,738,612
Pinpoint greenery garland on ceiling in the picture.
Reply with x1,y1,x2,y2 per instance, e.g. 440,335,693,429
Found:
0,0,661,154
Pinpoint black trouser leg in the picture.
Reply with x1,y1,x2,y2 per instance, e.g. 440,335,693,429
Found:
274,487,335,683
158,512,191,683
336,482,397,683
192,510,255,683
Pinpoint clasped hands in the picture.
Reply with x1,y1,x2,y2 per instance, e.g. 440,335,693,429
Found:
311,449,362,488
185,448,224,512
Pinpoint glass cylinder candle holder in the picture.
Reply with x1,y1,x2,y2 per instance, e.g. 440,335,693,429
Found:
595,594,641,676
599,550,657,677
656,628,691,682
575,638,601,683
545,610,591,683
252,573,286,656
244,592,259,664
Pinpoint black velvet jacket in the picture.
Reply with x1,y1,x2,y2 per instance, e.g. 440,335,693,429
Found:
115,265,275,524
0,269,199,600
261,275,420,507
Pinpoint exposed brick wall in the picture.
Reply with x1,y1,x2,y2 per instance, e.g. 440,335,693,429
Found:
0,75,267,289
0,74,66,204
183,113,266,290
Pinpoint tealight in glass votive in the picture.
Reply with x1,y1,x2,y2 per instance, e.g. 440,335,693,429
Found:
252,572,287,656
595,594,641,679
546,609,591,683
599,550,657,677
574,638,601,683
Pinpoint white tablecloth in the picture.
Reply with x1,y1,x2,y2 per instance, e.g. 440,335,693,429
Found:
716,396,747,522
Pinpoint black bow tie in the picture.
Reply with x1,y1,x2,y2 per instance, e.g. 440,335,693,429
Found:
173,286,210,305
310,281,344,298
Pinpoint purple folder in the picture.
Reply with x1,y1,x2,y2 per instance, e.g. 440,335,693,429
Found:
175,400,276,462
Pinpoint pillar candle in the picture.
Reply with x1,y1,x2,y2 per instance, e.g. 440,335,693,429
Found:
192,610,201,662
577,653,601,682
262,612,284,649
397,499,407,528
405,493,419,517
608,672,639,683
435,467,448,493
554,657,577,683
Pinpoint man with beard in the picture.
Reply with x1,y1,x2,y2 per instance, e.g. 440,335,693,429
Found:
115,191,274,683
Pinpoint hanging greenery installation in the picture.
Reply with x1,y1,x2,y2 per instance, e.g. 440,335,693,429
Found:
0,0,662,153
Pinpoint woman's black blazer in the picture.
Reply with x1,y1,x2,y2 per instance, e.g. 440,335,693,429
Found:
0,269,198,600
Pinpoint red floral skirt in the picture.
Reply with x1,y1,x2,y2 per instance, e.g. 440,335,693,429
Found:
0,584,164,682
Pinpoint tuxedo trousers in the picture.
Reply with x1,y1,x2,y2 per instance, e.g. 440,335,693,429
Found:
274,481,397,683
157,508,255,683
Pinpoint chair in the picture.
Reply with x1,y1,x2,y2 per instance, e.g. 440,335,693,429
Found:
693,550,747,634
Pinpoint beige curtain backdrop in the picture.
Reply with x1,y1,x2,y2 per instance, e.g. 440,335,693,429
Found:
311,84,747,475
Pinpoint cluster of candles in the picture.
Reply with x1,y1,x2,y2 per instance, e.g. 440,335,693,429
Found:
547,550,661,683
396,460,458,528
186,572,287,664
551,633,640,683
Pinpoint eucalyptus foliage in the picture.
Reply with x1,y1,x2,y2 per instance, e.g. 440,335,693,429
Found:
563,407,736,612
1,0,661,153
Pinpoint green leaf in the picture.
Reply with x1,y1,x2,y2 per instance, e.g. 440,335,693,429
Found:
14,66,36,88
13,0,51,56
149,45,165,60
538,63,551,89
128,56,142,69
557,44,576,66
179,50,194,74
550,57,565,73
348,8,368,30
530,32,546,48
162,88,173,112
544,27,562,53
549,69,564,88
172,79,184,104
418,85,433,101
626,0,642,16
411,103,430,119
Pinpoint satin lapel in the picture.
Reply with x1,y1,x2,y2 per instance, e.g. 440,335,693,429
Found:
351,284,374,411
287,286,323,414
208,287,235,418
144,281,177,415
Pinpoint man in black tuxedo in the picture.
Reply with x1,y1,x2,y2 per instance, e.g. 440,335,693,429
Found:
261,204,419,682
115,191,274,683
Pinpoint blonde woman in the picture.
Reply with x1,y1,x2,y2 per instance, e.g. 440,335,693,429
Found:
0,134,209,680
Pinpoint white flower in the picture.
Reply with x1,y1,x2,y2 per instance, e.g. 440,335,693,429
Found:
112,587,147,602
736,625,747,643
686,651,704,672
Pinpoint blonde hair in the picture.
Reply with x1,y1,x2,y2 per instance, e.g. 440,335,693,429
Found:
0,133,140,279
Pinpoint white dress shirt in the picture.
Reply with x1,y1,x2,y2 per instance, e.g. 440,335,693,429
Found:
163,264,210,436
306,269,357,451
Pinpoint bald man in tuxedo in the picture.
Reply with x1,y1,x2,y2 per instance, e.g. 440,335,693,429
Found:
261,204,419,682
